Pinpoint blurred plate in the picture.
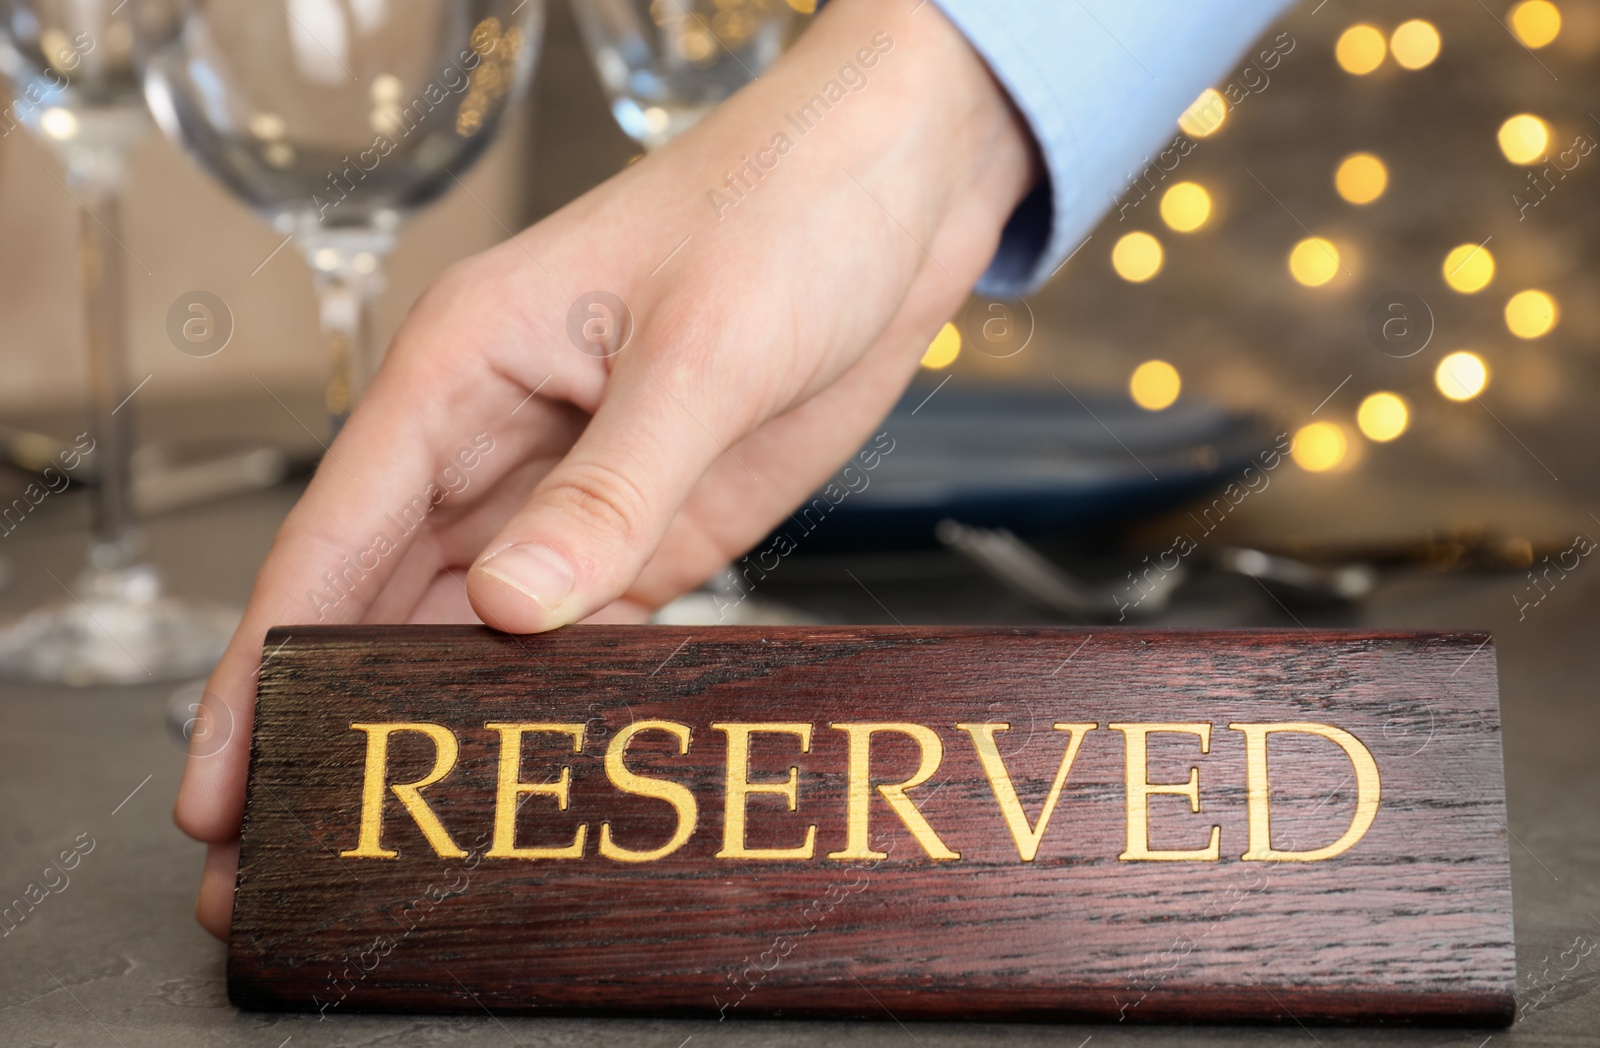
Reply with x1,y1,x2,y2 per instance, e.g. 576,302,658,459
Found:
795,385,1277,551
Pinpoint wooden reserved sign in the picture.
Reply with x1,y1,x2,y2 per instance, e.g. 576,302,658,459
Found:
230,626,1514,1025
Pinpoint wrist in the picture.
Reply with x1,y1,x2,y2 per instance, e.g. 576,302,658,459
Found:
650,0,1037,261
791,0,1040,239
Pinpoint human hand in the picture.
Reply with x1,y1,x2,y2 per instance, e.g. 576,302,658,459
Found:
177,0,1038,938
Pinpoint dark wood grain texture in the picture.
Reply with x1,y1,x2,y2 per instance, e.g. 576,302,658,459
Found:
229,626,1514,1025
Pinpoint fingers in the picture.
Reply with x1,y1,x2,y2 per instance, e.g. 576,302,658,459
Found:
174,414,441,841
631,349,923,607
621,269,965,610
175,349,584,844
466,351,762,633
404,569,479,624
196,840,239,941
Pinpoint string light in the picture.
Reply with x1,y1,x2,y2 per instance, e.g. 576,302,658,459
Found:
1292,422,1348,472
1289,237,1341,287
40,108,78,140
249,113,286,139
1498,114,1551,164
370,75,403,103
1443,243,1495,293
920,323,961,369
1509,1,1562,48
1335,24,1387,75
1129,360,1181,410
1357,392,1409,441
1505,290,1558,338
1160,182,1212,232
1112,232,1164,282
1436,351,1489,400
1178,88,1227,138
1390,20,1442,69
1335,153,1388,204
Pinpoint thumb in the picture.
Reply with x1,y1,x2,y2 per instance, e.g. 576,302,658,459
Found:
467,367,749,633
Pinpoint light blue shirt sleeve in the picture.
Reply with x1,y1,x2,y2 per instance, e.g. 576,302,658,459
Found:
931,0,1296,296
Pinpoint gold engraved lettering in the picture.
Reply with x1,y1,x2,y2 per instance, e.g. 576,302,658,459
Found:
713,722,816,860
341,723,466,859
958,722,1097,861
599,720,697,862
1230,722,1381,861
827,722,959,861
1112,722,1221,861
485,723,587,860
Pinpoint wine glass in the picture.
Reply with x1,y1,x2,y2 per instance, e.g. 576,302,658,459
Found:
0,0,237,685
135,0,545,422
571,0,810,150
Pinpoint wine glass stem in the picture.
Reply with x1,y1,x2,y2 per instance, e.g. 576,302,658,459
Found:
305,233,392,433
73,172,140,573
317,271,374,431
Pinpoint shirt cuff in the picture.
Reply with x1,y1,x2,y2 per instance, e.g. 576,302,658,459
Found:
931,0,1295,297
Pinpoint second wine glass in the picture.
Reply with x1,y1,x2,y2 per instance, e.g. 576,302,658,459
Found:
572,0,810,150
137,0,545,424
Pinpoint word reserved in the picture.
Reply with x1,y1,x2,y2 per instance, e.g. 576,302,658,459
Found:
340,718,1380,866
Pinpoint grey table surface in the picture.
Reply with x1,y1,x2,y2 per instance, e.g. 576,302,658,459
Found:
0,468,1596,1048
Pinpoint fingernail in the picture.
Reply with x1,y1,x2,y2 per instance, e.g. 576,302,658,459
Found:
476,543,576,612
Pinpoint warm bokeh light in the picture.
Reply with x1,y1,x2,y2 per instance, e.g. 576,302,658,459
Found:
1509,1,1562,48
1129,360,1182,411
1112,232,1164,282
1357,392,1410,442
1177,88,1227,138
1335,153,1389,204
1498,113,1551,164
1505,289,1559,338
1335,24,1387,75
1436,351,1489,401
1292,422,1349,472
1443,243,1496,293
1390,20,1441,69
248,112,286,140
920,322,961,369
1160,182,1212,232
40,108,78,140
1289,237,1341,287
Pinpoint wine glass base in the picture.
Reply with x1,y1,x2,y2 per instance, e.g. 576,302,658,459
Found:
0,565,238,687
